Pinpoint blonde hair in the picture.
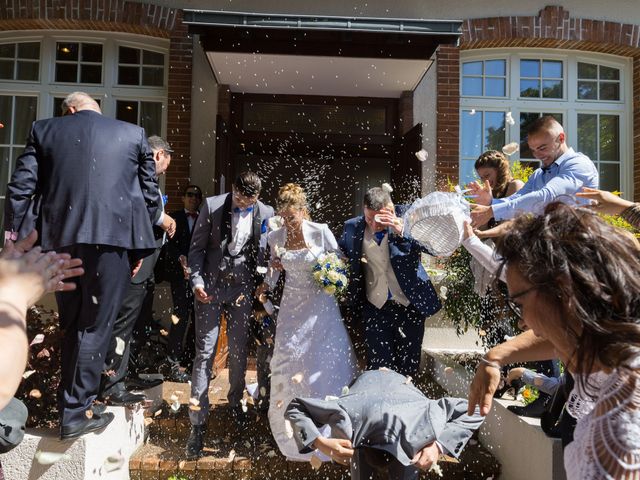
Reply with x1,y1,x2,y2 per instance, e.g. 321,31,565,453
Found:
277,183,309,218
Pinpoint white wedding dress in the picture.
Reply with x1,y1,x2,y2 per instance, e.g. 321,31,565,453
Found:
268,247,358,461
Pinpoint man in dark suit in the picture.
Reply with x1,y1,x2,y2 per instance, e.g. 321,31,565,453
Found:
185,172,273,459
286,369,484,479
99,136,176,405
4,92,163,439
338,187,441,377
164,184,202,382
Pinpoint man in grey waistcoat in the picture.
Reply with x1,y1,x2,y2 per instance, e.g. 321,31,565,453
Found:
185,171,273,459
286,369,484,479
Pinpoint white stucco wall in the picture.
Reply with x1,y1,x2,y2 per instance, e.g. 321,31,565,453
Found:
413,59,438,196
189,34,219,197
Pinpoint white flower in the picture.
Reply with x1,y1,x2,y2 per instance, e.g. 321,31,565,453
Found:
327,270,340,283
414,149,428,162
323,284,336,295
502,142,519,156
381,183,393,193
505,111,515,126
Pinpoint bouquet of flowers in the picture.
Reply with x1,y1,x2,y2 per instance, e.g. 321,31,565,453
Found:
312,252,348,297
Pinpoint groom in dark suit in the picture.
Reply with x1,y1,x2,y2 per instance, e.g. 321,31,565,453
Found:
4,92,162,439
339,187,441,377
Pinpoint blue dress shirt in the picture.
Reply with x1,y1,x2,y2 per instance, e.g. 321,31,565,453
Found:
491,148,599,221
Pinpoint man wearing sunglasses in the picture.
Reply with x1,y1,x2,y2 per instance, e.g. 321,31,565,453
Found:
164,185,203,382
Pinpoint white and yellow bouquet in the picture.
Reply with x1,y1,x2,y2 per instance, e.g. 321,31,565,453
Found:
312,252,348,297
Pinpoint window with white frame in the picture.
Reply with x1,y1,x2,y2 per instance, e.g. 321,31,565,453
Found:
0,31,169,226
459,50,630,196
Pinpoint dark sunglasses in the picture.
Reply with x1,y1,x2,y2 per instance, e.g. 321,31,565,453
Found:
506,286,538,320
185,191,202,198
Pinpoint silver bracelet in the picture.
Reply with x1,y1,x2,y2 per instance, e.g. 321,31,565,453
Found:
479,357,502,371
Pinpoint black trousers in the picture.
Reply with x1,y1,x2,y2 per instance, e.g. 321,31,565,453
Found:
56,244,130,427
363,301,425,377
167,278,196,367
100,278,153,397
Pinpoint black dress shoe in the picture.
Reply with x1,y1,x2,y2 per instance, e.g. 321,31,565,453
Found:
185,424,206,460
126,376,164,390
105,390,147,406
60,412,115,440
91,403,108,416
507,394,550,418
169,365,190,383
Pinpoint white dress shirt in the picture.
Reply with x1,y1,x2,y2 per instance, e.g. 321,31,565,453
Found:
185,209,197,233
227,207,253,256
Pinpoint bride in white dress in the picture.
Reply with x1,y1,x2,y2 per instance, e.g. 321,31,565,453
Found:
256,183,358,461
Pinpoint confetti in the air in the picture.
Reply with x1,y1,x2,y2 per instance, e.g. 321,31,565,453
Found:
35,450,71,465
103,452,125,472
115,337,125,356
505,111,515,126
310,454,323,470
381,183,393,193
29,389,42,399
30,334,45,346
502,142,519,156
415,149,428,162
291,372,304,384
171,314,180,325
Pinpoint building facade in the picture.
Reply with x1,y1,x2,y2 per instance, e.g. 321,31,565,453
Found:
1,1,639,225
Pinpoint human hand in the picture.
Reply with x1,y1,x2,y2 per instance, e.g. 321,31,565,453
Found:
375,207,403,235
575,187,633,216
470,204,494,228
467,180,493,206
462,221,476,240
468,359,502,416
130,258,143,278
506,367,525,386
161,214,177,238
411,442,440,471
313,437,354,466
271,257,284,271
255,282,269,301
194,286,213,304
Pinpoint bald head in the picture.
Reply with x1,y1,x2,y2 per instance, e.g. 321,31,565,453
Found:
61,92,101,115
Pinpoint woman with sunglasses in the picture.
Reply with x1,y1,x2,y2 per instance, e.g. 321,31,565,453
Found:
467,201,640,479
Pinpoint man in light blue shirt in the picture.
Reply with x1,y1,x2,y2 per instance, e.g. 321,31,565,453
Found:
470,116,599,226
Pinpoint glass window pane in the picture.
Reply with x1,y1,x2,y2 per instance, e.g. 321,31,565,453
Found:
462,61,482,76
143,50,164,66
81,64,102,84
140,102,162,136
542,60,563,79
16,61,38,81
542,79,562,98
118,66,139,85
485,77,505,97
600,66,620,81
599,163,620,192
520,59,540,78
53,97,65,117
0,147,11,186
116,100,138,125
577,114,598,160
520,79,540,97
55,63,77,82
461,110,482,158
485,60,505,76
81,43,102,63
578,62,597,79
0,96,12,144
599,82,620,101
17,42,39,60
485,111,506,151
12,97,37,145
119,46,140,64
142,67,164,87
0,44,15,58
460,159,477,187
600,115,619,162
578,81,598,100
0,60,13,80
462,77,482,96
56,43,78,61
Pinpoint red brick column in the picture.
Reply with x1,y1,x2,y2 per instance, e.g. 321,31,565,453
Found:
435,45,460,189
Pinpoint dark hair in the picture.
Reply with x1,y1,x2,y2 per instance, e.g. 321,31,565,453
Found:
363,187,392,211
474,150,512,199
495,202,640,394
182,184,202,197
147,135,173,153
526,115,562,137
234,171,262,197
362,448,393,471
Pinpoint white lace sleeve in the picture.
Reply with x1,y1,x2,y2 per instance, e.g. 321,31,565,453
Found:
461,235,506,283
564,370,640,480
265,230,282,289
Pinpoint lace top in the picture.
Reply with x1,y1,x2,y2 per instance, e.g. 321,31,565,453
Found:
564,369,640,479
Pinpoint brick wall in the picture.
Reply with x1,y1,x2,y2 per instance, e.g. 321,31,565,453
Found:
435,45,460,188
456,5,640,200
0,0,192,211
